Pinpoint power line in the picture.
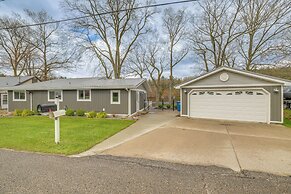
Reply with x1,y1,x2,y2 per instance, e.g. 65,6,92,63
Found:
0,0,198,30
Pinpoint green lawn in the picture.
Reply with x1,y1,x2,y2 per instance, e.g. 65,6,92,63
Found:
284,109,291,128
0,116,134,155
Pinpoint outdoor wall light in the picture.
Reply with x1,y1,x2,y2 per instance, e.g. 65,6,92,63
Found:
184,90,187,94
274,88,279,93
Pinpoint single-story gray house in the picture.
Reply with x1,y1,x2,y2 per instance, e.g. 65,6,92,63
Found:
175,67,291,124
0,76,39,109
6,78,150,116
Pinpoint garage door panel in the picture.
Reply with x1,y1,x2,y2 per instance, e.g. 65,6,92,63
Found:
189,89,269,123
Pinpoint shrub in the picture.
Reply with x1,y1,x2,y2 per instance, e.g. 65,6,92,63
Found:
65,109,75,116
21,109,34,117
76,109,85,117
284,109,291,119
13,109,23,116
87,111,97,118
166,104,171,109
33,110,41,115
158,104,164,109
97,112,107,118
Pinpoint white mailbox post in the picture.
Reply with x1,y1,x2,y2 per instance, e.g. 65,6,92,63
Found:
53,96,66,144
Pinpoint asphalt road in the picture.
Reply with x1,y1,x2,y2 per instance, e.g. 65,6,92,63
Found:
0,149,290,194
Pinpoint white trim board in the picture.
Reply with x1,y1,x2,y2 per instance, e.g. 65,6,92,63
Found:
181,84,283,89
48,90,63,102
77,89,92,102
13,90,27,102
110,90,121,104
175,67,291,89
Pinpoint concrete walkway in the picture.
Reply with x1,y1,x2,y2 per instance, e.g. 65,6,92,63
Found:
72,110,177,157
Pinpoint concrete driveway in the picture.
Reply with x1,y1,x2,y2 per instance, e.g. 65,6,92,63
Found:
103,113,291,176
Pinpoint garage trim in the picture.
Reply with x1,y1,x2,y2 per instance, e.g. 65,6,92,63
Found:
176,67,290,89
182,84,282,88
187,87,271,124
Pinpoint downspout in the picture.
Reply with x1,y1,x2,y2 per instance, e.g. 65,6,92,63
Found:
29,92,33,111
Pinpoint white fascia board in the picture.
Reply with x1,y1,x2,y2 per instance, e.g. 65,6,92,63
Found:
176,67,290,89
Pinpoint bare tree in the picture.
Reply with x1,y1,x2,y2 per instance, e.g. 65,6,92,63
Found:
62,0,155,79
144,39,168,101
189,0,245,72
127,43,147,78
0,15,32,76
239,0,291,70
25,10,77,80
22,45,41,77
163,7,189,102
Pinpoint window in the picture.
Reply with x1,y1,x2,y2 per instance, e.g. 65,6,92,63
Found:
207,91,214,95
246,91,253,95
192,93,197,95
77,90,91,101
48,90,63,101
235,91,243,95
13,91,26,101
111,90,120,104
226,92,233,95
256,92,264,95
199,92,205,95
216,92,222,95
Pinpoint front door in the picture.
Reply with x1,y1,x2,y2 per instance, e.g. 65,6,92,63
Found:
1,94,8,109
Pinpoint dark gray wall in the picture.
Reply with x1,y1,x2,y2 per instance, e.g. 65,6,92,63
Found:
9,89,129,114
131,91,136,114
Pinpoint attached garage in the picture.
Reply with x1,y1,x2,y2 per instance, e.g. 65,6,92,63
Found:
176,67,291,124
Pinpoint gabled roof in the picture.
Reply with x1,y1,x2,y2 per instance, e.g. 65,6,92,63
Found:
6,77,149,91
0,76,35,88
175,67,291,89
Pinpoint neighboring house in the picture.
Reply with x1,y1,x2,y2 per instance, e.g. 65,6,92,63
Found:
6,78,150,116
0,76,39,110
175,67,291,124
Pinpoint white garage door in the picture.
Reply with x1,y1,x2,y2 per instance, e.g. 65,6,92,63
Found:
189,90,270,123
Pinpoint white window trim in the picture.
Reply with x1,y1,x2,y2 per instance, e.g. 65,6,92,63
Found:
111,90,120,104
77,89,91,102
13,90,26,101
48,90,63,102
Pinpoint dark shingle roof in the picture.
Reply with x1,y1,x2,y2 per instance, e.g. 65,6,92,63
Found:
6,77,146,91
0,76,34,88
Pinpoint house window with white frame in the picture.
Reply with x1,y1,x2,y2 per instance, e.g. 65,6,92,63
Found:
77,89,91,101
111,90,120,104
13,91,26,101
48,90,63,101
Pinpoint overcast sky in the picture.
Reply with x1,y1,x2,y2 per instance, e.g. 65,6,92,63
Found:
0,0,201,78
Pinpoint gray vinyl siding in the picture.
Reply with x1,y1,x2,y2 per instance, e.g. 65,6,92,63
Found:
263,86,282,122
139,92,146,110
180,86,283,122
8,91,31,111
8,89,129,114
180,69,284,122
187,71,275,87
131,91,136,114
